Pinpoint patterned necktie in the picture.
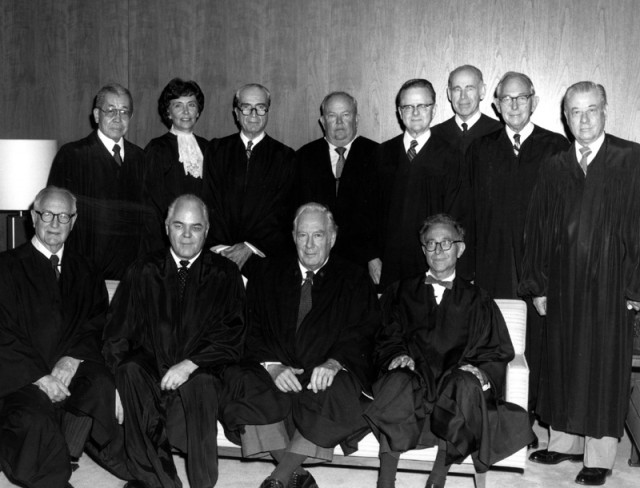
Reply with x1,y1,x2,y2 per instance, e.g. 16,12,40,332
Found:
513,133,521,156
50,254,60,281
113,144,123,166
246,140,253,161
579,145,591,175
407,139,418,161
424,274,453,289
178,260,189,300
461,122,468,135
335,147,346,194
296,271,314,330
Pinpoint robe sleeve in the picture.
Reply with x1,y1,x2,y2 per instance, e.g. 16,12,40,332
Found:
373,282,411,373
623,144,640,301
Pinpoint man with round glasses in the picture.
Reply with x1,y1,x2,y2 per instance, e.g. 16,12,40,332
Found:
0,186,129,487
48,83,145,280
202,83,295,278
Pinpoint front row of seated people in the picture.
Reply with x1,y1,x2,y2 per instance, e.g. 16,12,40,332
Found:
0,187,531,488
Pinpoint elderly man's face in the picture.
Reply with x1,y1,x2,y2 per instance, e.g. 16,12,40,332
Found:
422,223,465,280
166,199,209,260
398,87,436,138
293,210,336,272
565,89,607,146
235,86,269,139
31,190,77,254
93,92,132,142
321,95,358,147
495,76,539,133
447,69,486,121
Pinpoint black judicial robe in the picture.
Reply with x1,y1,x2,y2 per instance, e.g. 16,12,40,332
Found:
431,114,503,155
378,134,466,289
142,132,209,252
48,131,146,280
202,133,296,274
365,275,532,470
519,134,640,438
294,136,380,268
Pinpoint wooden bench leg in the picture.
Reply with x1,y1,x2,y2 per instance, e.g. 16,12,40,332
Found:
474,471,486,488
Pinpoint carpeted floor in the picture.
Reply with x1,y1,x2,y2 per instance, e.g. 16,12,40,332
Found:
2,423,638,488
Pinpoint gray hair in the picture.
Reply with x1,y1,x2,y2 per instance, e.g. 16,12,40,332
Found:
495,71,536,98
165,194,209,226
233,83,271,108
320,91,358,116
94,83,134,113
448,65,484,88
563,81,607,112
419,213,465,244
396,79,436,107
293,202,338,234
33,186,77,213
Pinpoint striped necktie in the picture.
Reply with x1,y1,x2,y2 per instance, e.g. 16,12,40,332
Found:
513,133,521,156
579,146,591,175
407,139,418,161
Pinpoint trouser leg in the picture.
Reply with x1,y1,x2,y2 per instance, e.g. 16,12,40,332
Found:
548,427,584,455
584,436,618,469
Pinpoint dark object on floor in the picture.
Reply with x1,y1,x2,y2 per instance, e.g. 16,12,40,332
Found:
528,434,539,450
574,467,612,486
529,449,584,465
288,470,319,488
259,477,285,488
124,481,149,488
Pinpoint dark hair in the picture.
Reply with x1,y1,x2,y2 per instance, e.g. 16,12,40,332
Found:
320,91,358,116
158,78,205,128
419,213,465,244
94,83,133,114
448,65,484,88
396,79,436,107
563,81,607,113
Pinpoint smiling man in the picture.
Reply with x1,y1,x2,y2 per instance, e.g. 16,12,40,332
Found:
220,203,379,488
103,194,245,488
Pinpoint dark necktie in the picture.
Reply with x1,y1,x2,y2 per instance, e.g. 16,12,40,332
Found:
461,122,468,135
513,133,521,156
335,147,346,194
407,139,418,161
424,274,453,289
178,260,189,300
246,140,253,161
113,144,123,166
50,254,60,281
579,145,591,175
296,270,314,330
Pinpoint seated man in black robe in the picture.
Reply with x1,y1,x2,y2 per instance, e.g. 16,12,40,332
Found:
221,203,379,488
103,194,245,488
0,186,128,488
364,214,533,488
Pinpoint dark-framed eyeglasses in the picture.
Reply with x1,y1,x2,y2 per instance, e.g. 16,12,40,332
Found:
237,104,269,116
498,94,533,106
35,211,76,224
98,107,132,119
423,239,463,252
399,103,435,114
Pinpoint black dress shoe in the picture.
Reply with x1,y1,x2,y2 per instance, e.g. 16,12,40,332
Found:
575,467,612,486
529,449,584,464
528,434,539,450
124,482,149,488
288,471,319,488
260,478,286,488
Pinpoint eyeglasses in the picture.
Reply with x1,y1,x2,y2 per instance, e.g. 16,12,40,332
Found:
498,94,533,106
35,211,76,224
423,239,463,252
399,103,435,114
98,107,132,119
237,104,269,116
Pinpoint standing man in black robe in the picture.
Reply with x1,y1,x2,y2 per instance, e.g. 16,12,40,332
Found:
365,214,532,488
520,81,640,486
469,72,569,426
48,83,146,280
294,91,380,282
202,83,295,278
378,79,466,289
431,65,503,156
220,203,379,488
0,186,128,488
103,194,245,488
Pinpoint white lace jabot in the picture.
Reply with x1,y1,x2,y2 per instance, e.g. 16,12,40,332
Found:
171,127,204,178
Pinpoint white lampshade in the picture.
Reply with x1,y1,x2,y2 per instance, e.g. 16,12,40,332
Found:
0,139,57,210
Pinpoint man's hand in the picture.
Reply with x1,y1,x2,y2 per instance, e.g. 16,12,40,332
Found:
368,258,382,285
160,359,199,390
115,389,124,424
266,364,304,393
533,296,547,316
627,300,640,311
221,243,253,269
34,375,71,402
51,356,81,387
388,354,415,371
307,359,342,393
459,364,489,389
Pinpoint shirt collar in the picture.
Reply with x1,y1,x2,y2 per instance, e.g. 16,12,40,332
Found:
506,121,535,145
240,131,266,148
325,135,357,154
574,131,605,162
298,259,328,279
97,129,124,154
455,111,481,131
31,235,64,262
426,269,456,282
170,248,201,269
403,129,431,152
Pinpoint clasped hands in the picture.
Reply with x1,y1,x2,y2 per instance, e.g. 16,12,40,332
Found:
267,359,342,393
389,354,489,388
34,355,82,403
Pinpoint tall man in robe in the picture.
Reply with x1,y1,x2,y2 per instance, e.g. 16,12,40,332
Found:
202,83,295,278
365,214,533,488
378,79,466,289
48,83,146,280
103,194,245,488
220,203,379,488
0,186,128,488
520,81,640,486
294,91,380,282
431,65,502,155
469,72,569,425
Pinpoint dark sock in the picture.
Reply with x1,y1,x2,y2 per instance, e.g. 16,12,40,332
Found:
271,452,307,484
377,450,400,488
426,444,450,487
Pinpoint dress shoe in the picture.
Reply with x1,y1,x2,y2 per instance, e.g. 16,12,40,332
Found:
288,471,319,488
260,477,286,488
529,449,584,465
124,482,149,488
528,434,539,450
575,467,612,486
